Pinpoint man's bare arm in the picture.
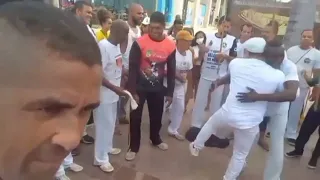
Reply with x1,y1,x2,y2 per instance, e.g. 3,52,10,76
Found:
254,81,299,102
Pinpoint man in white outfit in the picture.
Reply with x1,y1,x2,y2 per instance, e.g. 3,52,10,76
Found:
93,20,129,173
71,0,96,148
236,23,253,58
235,40,299,180
285,29,320,145
166,30,194,140
189,37,285,180
186,16,237,147
55,154,83,180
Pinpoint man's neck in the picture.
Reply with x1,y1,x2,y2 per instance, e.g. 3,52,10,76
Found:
107,37,118,46
216,31,226,38
249,55,264,61
148,34,165,42
239,38,248,44
127,19,136,28
177,48,186,56
299,45,311,50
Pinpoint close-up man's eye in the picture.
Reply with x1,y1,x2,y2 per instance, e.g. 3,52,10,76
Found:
39,106,63,116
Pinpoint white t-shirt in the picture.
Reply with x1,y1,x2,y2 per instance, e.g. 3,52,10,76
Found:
164,49,193,88
98,40,123,104
265,59,299,116
175,50,193,86
122,24,141,70
201,33,236,81
287,46,320,88
236,39,245,58
222,58,285,129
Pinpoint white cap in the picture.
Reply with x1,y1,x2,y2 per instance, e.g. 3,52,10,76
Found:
243,37,266,53
142,17,150,25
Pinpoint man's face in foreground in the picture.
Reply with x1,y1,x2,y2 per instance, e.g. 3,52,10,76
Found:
0,54,102,179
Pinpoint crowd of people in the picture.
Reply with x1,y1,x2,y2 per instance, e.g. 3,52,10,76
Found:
0,1,319,180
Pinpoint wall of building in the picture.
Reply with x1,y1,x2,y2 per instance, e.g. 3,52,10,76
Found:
169,0,212,26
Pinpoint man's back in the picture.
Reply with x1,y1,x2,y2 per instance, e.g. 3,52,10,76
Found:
222,58,285,129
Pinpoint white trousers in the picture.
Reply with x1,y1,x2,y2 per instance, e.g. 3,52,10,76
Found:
286,87,309,139
264,112,288,180
93,102,117,165
55,153,73,177
193,109,259,180
191,77,224,128
168,84,186,134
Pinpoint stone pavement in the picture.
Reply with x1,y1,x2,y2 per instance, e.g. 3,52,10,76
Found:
68,101,319,180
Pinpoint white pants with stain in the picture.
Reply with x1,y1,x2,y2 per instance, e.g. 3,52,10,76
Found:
55,153,73,177
93,102,117,165
193,108,259,180
286,87,309,139
191,77,224,128
264,111,288,180
168,84,186,135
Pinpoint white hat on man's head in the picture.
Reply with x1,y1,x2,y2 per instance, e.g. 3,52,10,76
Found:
243,37,266,53
142,17,150,25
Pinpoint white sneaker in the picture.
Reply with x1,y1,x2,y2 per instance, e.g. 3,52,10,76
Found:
125,150,136,161
55,174,70,180
109,148,121,155
168,132,185,141
189,143,200,157
157,142,168,151
94,161,114,173
68,163,83,172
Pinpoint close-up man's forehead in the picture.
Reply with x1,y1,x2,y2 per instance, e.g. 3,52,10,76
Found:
303,31,313,35
0,18,45,72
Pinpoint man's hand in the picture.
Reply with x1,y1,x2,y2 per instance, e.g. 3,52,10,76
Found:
143,68,153,77
210,79,219,92
199,44,209,53
176,72,187,83
309,86,320,101
236,87,259,103
165,96,173,108
122,68,129,76
115,87,128,97
216,53,228,63
302,70,312,82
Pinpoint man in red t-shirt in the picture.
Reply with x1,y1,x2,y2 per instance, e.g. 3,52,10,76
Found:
126,11,176,161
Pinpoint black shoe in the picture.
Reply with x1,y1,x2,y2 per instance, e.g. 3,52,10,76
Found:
204,135,230,148
81,134,94,144
308,157,318,169
185,127,230,148
185,127,201,142
286,138,296,146
285,150,303,158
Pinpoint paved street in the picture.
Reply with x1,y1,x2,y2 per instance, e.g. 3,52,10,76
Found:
68,102,319,180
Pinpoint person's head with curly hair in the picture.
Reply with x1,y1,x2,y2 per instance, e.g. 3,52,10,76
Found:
97,7,113,32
